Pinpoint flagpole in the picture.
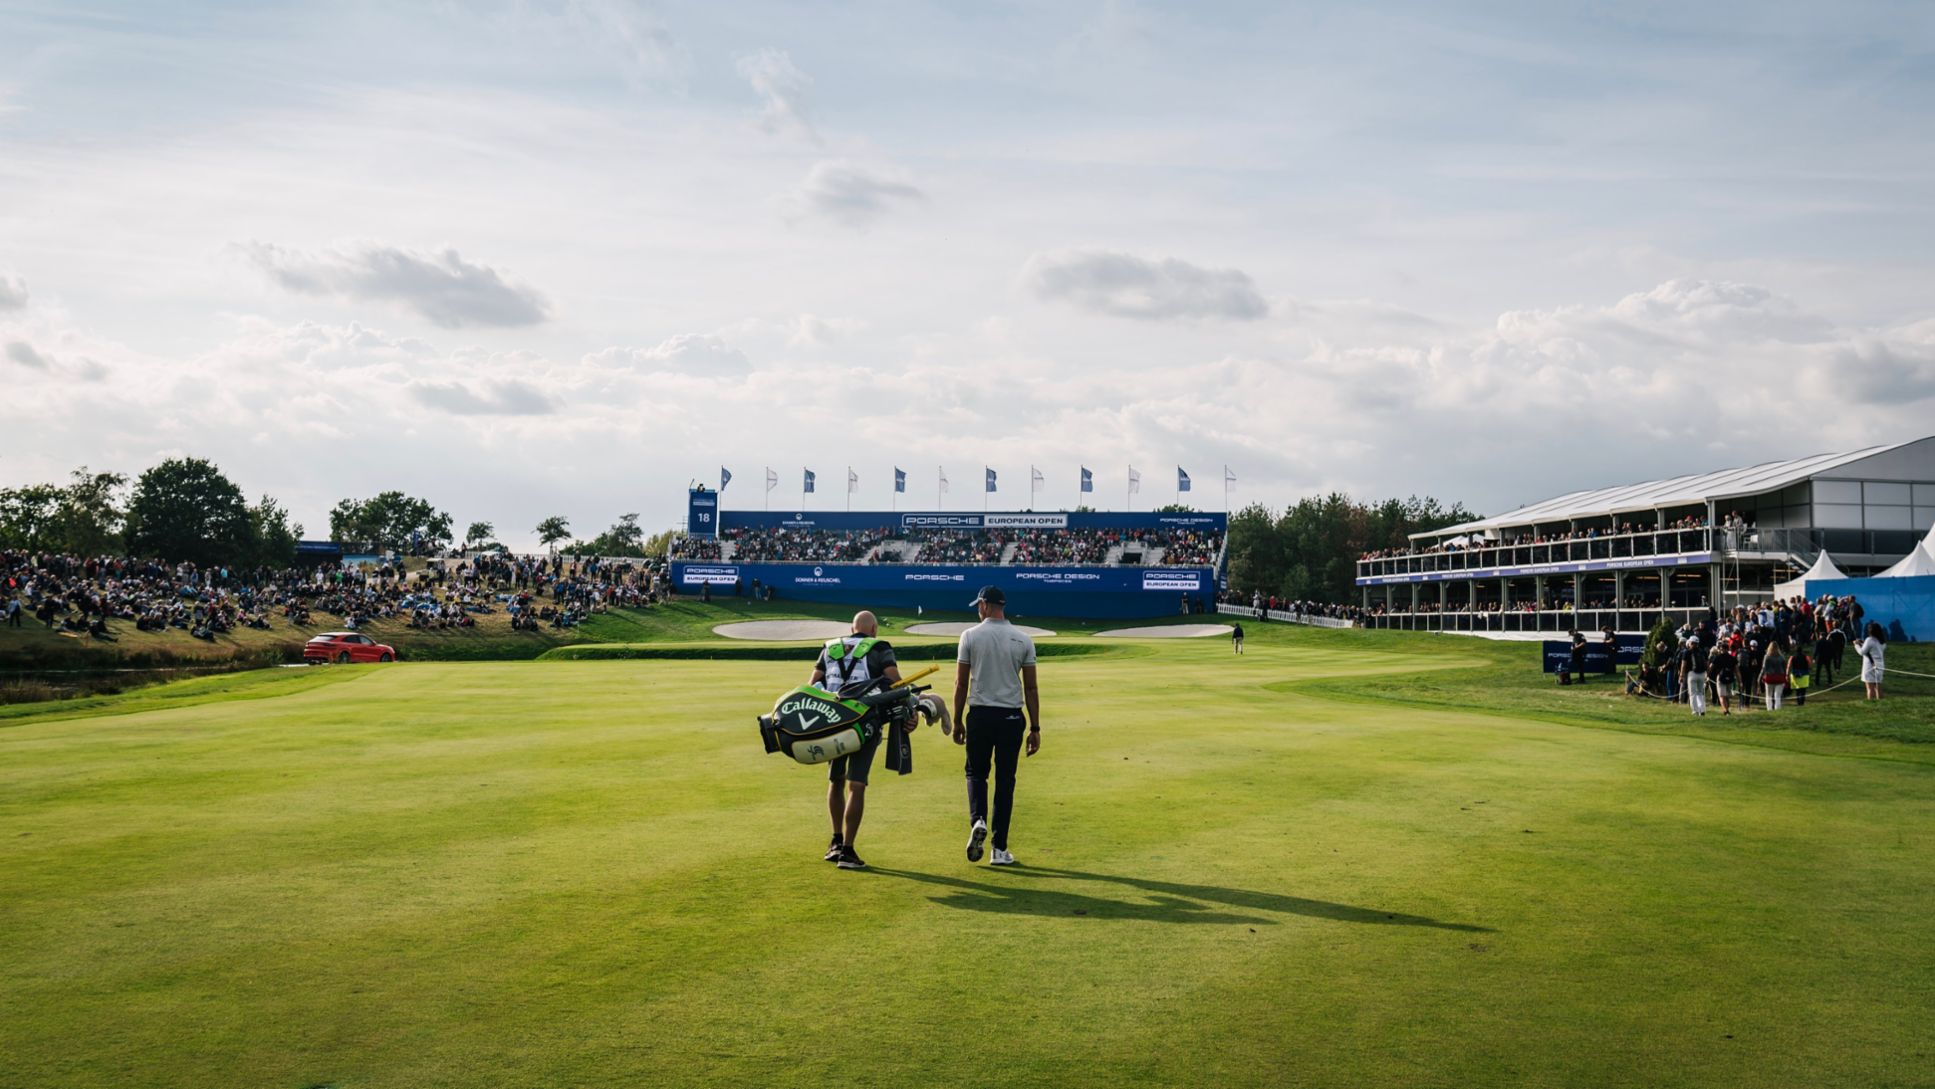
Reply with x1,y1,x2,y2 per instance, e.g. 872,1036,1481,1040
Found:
846,466,851,512
938,466,943,511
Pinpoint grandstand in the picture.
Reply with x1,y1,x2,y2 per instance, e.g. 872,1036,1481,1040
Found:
1355,436,1935,634
668,493,1228,618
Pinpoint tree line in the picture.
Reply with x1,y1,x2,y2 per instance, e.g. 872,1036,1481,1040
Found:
1,458,674,568
1224,494,1480,603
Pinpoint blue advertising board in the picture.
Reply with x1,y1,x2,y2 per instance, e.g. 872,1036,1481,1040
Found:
1358,552,1713,587
671,561,1215,619
686,488,721,538
1807,574,1934,642
1540,634,1647,674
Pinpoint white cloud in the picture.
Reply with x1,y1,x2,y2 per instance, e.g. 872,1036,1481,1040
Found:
787,313,865,348
563,0,689,89
0,272,26,311
1025,250,1270,322
587,333,752,373
797,161,924,228
736,48,818,142
238,241,550,328
408,377,559,416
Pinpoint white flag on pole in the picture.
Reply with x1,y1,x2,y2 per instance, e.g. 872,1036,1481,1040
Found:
1128,467,1141,494
939,467,950,493
764,467,778,493
848,468,859,493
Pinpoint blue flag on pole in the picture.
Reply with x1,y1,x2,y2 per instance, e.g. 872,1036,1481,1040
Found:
1178,467,1191,492
720,467,732,490
803,469,816,493
894,468,906,493
985,467,998,493
1080,466,1093,493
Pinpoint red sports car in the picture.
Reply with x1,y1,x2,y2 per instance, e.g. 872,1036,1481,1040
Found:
304,632,397,664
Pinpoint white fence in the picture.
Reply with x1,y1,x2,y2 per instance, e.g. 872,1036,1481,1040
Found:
1217,602,1355,629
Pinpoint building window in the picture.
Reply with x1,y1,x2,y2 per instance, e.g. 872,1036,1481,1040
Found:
1814,480,1861,504
1864,481,1913,505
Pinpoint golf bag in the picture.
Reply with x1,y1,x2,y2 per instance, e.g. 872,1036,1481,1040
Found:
758,675,937,765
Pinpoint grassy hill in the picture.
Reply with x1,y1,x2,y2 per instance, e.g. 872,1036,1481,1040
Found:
2,619,1932,1087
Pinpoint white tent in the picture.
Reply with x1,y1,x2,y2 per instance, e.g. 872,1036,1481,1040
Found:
1773,550,1848,599
1879,542,1935,579
1923,518,1935,556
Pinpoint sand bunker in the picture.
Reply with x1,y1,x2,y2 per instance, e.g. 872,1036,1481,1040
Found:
905,622,1056,637
712,620,853,641
1093,624,1234,638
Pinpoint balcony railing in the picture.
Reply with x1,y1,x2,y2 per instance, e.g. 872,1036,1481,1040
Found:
1356,527,1715,579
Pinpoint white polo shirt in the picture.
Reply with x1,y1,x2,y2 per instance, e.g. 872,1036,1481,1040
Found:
957,618,1037,709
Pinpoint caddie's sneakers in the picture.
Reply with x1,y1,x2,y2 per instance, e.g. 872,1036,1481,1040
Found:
824,835,844,863
835,846,867,870
966,819,988,863
989,848,1017,866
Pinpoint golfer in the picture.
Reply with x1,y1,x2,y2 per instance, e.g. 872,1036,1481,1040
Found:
811,611,902,870
952,585,1040,866
1231,622,1245,655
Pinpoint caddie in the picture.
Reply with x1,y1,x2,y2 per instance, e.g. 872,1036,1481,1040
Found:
810,610,902,870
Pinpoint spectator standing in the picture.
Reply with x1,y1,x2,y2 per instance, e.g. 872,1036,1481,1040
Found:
1761,642,1788,711
1683,637,1709,717
1709,640,1736,716
1789,646,1811,707
1857,622,1886,701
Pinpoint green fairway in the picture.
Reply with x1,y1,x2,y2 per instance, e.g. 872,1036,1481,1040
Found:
4,626,1934,1088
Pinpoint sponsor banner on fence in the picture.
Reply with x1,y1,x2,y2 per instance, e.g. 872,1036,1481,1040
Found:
1356,552,1714,586
1541,635,1647,674
671,561,1213,596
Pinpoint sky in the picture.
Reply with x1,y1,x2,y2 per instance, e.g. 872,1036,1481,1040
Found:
4,0,1935,549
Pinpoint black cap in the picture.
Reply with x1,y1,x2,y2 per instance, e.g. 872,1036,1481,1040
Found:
970,585,1006,607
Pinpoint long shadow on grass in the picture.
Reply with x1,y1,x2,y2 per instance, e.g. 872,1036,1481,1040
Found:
867,866,1491,932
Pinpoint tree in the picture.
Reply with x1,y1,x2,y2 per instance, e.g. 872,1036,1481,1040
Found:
248,495,302,567
329,491,454,554
51,467,127,554
0,483,65,551
124,457,253,566
640,526,676,558
1224,491,1481,603
1154,502,1196,513
535,515,571,553
578,513,655,557
464,521,495,550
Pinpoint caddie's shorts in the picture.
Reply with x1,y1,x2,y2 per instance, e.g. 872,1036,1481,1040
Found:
828,735,881,785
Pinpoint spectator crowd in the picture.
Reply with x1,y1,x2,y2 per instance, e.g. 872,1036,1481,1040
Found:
1,547,671,643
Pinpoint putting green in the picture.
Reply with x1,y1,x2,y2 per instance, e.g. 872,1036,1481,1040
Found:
2,631,1931,1089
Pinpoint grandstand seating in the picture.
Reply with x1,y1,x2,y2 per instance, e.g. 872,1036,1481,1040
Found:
668,524,1225,567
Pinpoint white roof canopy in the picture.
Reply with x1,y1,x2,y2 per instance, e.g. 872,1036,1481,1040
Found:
1773,550,1847,599
1879,543,1935,578
1412,441,1919,540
